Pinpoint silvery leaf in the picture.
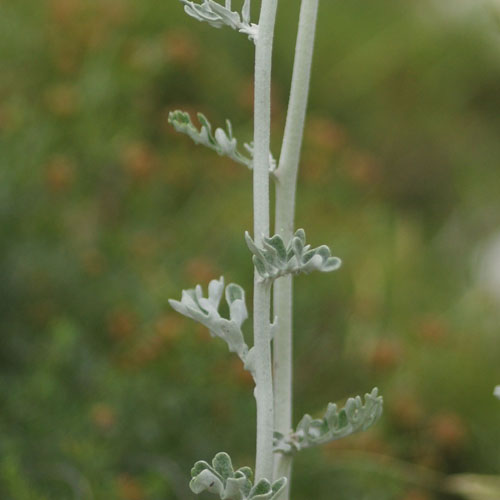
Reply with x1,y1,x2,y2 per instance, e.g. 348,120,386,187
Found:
189,452,284,499
178,0,259,42
168,110,277,172
323,256,342,272
226,283,244,304
274,388,383,453
168,111,252,168
494,385,500,400
169,277,250,364
213,452,234,480
248,479,272,499
266,235,287,264
209,278,225,308
190,468,224,495
208,0,240,29
248,478,287,500
246,228,342,281
229,299,248,328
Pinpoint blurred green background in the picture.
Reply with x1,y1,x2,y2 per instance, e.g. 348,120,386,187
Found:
2,0,500,499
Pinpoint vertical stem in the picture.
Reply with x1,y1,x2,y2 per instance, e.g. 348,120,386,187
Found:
273,0,320,494
253,0,279,482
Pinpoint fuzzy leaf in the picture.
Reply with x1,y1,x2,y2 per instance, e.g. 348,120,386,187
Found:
213,452,234,481
250,479,272,497
169,277,250,364
271,478,287,496
226,283,244,304
168,110,253,168
274,388,383,453
189,452,284,500
190,469,224,495
169,111,276,173
192,460,211,477
266,235,287,263
178,0,259,42
494,385,500,400
246,228,342,281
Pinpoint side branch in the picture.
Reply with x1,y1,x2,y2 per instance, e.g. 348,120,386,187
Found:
272,1,320,493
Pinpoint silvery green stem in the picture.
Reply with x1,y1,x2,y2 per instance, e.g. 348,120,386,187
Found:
273,0,320,493
253,0,279,482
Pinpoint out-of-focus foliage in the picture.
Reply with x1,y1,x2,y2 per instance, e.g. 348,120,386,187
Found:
1,0,500,499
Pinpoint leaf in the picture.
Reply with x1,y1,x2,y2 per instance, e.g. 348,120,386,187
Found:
229,299,248,328
253,256,269,278
190,468,224,495
177,0,259,42
323,256,342,272
213,452,234,481
266,235,287,264
192,460,211,477
274,388,383,453
249,479,272,499
271,477,287,495
226,283,244,304
169,277,250,365
246,228,342,281
209,278,225,308
168,110,252,168
189,452,284,500
169,111,277,174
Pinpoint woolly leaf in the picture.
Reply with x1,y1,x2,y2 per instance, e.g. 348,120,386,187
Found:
168,110,253,168
226,283,244,304
246,228,342,281
192,460,211,477
266,235,287,263
169,277,250,365
190,469,224,495
250,479,272,497
189,453,285,499
271,477,287,496
178,0,259,42
274,388,383,453
213,452,234,481
169,111,277,174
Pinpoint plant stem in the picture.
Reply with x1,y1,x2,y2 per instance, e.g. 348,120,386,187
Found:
273,0,320,494
253,0,279,481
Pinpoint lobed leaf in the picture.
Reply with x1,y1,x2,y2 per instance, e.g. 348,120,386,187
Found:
169,277,250,365
178,0,259,42
168,111,276,173
245,228,342,281
189,452,285,499
274,388,383,453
